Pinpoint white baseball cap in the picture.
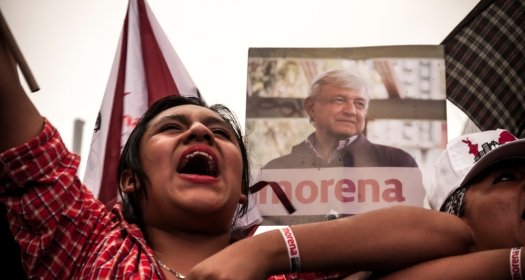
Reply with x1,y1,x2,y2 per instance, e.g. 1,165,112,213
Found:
426,129,525,211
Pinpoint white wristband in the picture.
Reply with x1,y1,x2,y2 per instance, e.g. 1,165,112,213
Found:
279,226,301,273
510,247,522,280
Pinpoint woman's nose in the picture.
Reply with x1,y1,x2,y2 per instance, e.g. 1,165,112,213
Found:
184,123,214,145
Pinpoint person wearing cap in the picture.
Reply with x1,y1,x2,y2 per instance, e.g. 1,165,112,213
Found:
379,128,525,279
188,129,525,279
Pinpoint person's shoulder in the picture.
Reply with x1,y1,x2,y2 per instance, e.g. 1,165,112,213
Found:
262,141,311,169
357,135,418,167
372,142,410,155
263,153,295,169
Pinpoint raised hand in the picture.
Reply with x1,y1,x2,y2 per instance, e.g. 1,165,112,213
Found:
0,32,42,152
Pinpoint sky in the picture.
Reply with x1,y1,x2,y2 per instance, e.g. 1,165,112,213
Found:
1,0,479,177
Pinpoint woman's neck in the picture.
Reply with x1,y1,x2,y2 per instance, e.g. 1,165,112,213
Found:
148,227,232,276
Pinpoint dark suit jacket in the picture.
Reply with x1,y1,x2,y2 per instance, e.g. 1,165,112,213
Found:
264,134,418,169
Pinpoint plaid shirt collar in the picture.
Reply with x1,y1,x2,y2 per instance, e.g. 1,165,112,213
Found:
304,133,358,164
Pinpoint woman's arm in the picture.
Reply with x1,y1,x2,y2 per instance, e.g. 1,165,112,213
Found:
188,206,474,279
0,32,43,152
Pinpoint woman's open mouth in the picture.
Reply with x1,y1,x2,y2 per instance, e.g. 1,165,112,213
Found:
177,146,218,177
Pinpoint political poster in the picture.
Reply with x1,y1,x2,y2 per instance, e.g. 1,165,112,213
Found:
246,46,446,224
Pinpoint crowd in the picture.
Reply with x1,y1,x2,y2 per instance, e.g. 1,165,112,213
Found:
2,27,525,279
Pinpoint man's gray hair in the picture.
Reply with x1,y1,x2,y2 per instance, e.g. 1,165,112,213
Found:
308,69,370,99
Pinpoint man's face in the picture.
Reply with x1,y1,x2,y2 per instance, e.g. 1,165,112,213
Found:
462,160,525,250
305,84,368,141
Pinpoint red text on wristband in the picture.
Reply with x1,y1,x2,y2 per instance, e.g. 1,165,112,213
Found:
510,247,522,280
279,226,301,273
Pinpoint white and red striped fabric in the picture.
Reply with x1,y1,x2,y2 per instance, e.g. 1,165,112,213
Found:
84,0,200,207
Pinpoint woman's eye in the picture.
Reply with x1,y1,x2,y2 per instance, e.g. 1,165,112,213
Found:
159,124,182,132
212,129,231,140
493,172,517,183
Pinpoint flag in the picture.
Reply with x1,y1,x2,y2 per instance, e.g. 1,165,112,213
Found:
442,0,525,137
84,0,200,207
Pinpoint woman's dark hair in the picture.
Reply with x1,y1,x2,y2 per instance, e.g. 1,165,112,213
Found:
117,95,250,231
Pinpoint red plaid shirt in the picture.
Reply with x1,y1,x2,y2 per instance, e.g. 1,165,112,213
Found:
0,119,163,279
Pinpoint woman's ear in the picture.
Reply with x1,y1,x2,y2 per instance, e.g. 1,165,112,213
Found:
238,194,248,205
120,169,138,193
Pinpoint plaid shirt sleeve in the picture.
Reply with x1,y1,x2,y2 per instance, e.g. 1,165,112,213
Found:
0,119,110,278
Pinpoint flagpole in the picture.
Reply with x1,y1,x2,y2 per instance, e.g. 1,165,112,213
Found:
0,8,39,92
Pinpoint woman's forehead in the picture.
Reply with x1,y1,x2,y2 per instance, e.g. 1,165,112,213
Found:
153,104,221,122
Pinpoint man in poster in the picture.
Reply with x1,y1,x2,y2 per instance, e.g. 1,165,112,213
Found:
264,69,419,169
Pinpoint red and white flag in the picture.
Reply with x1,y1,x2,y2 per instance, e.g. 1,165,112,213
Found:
84,0,200,207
